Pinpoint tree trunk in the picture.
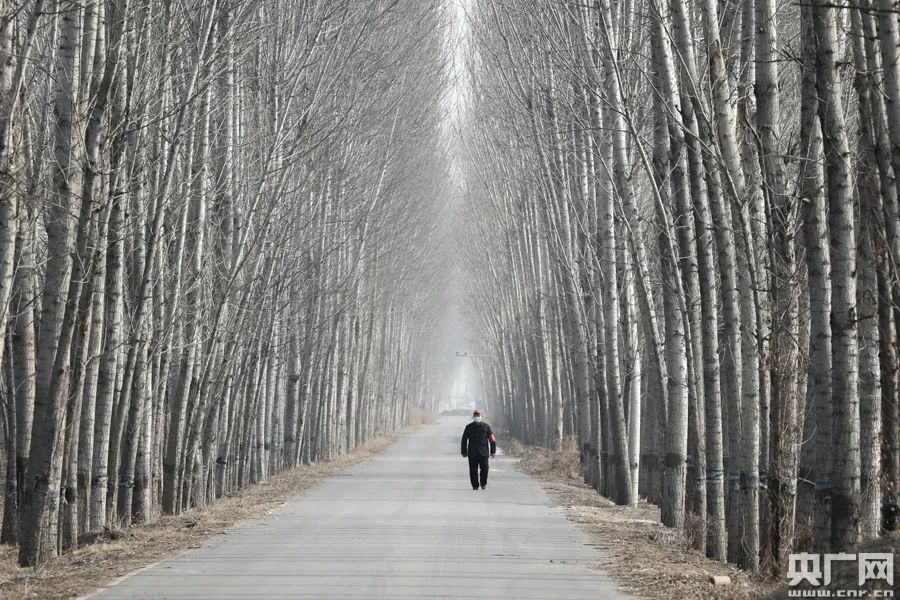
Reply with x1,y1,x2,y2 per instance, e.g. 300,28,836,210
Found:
19,1,83,566
798,1,832,552
812,0,861,551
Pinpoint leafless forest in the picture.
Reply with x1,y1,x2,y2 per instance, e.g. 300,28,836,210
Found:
0,0,896,582
0,0,451,568
458,0,898,577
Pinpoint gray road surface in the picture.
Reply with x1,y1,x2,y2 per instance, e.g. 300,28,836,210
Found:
92,417,625,599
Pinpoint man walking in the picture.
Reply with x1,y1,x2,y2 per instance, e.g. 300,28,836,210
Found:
460,409,496,490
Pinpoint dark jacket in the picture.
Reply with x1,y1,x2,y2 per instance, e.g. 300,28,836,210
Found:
461,421,497,458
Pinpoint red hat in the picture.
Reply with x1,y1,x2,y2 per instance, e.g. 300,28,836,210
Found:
473,409,483,416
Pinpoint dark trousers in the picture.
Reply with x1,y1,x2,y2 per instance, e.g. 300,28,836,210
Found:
468,455,489,488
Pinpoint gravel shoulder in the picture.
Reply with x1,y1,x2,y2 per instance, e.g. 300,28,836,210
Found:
506,439,778,600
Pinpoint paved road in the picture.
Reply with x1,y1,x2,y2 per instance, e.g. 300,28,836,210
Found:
93,417,625,599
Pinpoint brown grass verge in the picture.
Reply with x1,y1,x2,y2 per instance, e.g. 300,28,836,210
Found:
0,426,417,600
504,438,778,600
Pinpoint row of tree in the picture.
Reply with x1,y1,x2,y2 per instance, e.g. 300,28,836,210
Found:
0,0,450,567
459,0,899,574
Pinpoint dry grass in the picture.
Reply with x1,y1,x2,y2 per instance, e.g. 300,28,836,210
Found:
506,439,778,600
0,427,414,600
